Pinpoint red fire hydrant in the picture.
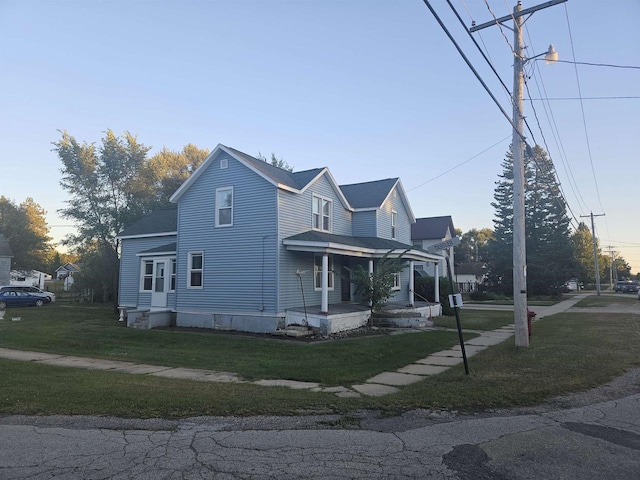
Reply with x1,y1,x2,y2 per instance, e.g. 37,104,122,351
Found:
527,309,536,337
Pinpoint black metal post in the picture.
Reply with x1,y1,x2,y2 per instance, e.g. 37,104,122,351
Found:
446,255,469,375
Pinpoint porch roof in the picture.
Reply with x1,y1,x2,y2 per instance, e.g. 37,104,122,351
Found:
283,231,442,262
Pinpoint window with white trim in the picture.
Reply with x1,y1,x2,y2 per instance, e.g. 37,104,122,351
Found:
312,195,332,232
141,260,153,291
216,187,233,227
391,210,397,239
188,252,203,288
170,258,176,291
392,272,401,291
314,255,334,290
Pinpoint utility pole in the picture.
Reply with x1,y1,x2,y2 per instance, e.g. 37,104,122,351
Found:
581,212,605,295
606,245,617,290
471,0,566,348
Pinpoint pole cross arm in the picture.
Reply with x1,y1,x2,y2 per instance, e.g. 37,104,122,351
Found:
470,0,567,32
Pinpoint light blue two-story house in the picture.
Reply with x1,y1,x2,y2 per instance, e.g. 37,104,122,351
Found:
116,145,443,333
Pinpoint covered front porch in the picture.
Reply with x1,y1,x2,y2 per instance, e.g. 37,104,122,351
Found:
283,230,445,318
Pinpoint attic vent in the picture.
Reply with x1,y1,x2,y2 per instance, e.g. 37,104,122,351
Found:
393,189,398,198
220,158,228,169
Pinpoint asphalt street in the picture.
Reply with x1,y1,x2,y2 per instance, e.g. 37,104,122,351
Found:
1,387,638,479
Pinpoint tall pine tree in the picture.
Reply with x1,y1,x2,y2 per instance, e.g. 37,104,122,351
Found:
487,145,575,296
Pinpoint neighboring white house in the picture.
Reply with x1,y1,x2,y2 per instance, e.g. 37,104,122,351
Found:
455,262,487,293
411,216,456,278
10,270,52,289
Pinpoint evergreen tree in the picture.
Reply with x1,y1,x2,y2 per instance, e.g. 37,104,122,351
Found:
487,145,575,296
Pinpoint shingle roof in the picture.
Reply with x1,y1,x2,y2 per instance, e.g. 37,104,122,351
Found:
139,243,177,255
0,234,14,257
456,262,487,276
340,178,398,209
411,216,455,240
285,230,415,251
225,146,324,191
117,207,178,237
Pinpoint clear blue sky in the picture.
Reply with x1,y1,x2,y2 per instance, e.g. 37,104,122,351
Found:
1,0,638,274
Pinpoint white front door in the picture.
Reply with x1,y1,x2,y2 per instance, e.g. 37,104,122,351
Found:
151,260,168,308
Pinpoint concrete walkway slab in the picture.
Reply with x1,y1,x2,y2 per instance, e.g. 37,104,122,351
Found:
366,371,424,386
466,335,508,346
430,349,463,358
397,364,450,376
152,368,244,383
352,383,399,397
0,348,62,362
416,355,463,366
254,379,319,390
113,364,172,374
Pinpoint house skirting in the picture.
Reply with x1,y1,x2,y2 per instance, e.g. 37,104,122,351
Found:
176,311,284,334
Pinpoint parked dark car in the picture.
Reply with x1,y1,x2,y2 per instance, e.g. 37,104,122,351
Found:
614,281,626,292
621,281,640,293
0,285,56,302
0,290,50,308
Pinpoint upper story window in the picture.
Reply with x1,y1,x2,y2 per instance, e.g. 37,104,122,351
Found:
216,187,233,227
391,210,397,239
314,255,334,290
312,195,331,232
188,252,204,288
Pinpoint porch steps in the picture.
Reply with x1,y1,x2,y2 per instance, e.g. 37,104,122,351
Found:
129,310,150,330
276,325,314,338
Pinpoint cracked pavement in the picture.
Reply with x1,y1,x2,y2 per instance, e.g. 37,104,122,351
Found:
1,388,638,479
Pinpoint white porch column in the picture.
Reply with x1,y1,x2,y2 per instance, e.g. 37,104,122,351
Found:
368,259,374,307
321,254,329,314
409,261,414,306
434,263,440,303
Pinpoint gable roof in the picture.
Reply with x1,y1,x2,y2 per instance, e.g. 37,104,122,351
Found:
170,144,350,208
340,178,415,222
456,262,487,276
411,216,456,240
0,234,13,257
55,263,80,273
340,178,398,209
116,207,178,239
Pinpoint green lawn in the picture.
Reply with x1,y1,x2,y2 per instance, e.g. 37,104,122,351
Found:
0,304,467,385
433,309,514,331
1,301,638,418
575,294,639,308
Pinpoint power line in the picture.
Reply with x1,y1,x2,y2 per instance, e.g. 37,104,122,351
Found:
422,1,525,141
535,59,640,70
526,96,640,101
407,135,511,192
447,0,513,101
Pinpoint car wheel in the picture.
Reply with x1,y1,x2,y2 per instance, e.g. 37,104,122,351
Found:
35,299,44,307
0,301,6,309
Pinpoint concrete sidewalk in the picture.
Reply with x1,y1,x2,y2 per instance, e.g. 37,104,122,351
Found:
0,294,589,398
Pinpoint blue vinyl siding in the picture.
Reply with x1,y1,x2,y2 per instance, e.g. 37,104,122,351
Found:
277,172,350,310
118,235,177,308
352,210,377,237
175,151,278,314
378,187,411,243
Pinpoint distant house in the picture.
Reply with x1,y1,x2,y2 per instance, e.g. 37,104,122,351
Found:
455,262,487,293
411,216,456,278
55,263,80,280
0,234,13,286
116,144,444,334
10,270,52,289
